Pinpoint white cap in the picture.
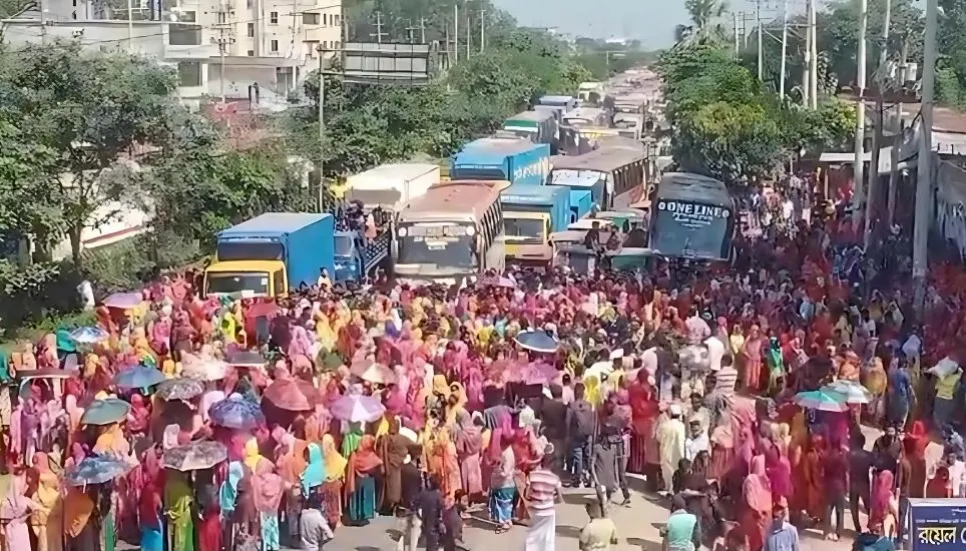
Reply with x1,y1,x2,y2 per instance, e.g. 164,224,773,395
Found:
669,404,683,416
609,349,624,360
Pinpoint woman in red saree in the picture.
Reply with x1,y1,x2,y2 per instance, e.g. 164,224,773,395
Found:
627,370,659,475
869,470,898,537
801,434,827,521
740,455,772,551
903,420,929,498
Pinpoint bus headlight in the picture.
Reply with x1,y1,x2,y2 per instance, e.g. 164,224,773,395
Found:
397,227,407,237
465,226,476,236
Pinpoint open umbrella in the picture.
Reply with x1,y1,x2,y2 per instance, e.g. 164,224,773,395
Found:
793,389,849,412
156,378,206,401
182,354,230,381
226,350,268,369
113,364,167,389
514,330,559,354
209,394,265,430
330,392,385,423
350,361,396,385
262,378,321,411
823,380,872,404
102,292,143,310
81,398,132,426
68,326,109,345
65,455,133,486
162,440,228,471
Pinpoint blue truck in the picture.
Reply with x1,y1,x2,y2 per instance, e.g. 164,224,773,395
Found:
451,138,551,187
204,213,336,297
203,212,390,297
501,184,569,266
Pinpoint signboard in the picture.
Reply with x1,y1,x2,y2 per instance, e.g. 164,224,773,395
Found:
655,200,731,229
910,498,966,551
329,42,435,86
405,224,466,238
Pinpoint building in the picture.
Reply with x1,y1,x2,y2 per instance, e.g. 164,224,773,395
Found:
0,0,343,110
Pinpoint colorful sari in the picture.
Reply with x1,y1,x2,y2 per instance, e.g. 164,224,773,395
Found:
345,435,382,525
320,434,346,527
164,471,196,551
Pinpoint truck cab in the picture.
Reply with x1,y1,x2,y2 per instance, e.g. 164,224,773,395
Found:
205,260,288,297
333,229,392,282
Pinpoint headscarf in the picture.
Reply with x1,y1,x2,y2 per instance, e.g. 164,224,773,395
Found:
321,434,347,482
252,458,285,513
300,443,326,495
742,454,772,514
0,472,30,519
432,374,450,398
243,438,265,472
871,469,895,522
764,445,792,499
346,435,383,494
341,422,364,457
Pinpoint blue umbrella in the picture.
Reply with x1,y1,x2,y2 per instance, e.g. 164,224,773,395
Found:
65,454,133,486
68,326,109,345
792,389,849,412
80,398,132,426
514,330,559,354
113,364,167,389
209,394,265,430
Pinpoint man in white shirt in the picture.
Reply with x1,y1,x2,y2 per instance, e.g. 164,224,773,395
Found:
684,418,710,460
705,335,725,373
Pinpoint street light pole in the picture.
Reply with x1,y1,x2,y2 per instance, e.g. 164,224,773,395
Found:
779,0,789,99
913,0,939,312
317,45,326,213
865,0,891,249
851,0,868,225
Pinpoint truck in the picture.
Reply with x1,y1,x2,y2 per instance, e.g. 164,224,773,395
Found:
204,213,335,297
501,184,570,266
549,155,594,221
502,111,559,153
451,138,551,187
344,163,439,212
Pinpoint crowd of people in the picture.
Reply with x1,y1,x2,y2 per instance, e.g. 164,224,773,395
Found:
0,192,964,551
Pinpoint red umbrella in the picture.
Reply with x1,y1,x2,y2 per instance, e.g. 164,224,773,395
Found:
262,378,321,411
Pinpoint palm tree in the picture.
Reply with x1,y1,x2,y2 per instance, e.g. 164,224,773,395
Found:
676,0,728,43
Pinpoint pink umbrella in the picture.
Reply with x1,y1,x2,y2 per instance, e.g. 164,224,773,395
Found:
330,393,385,423
102,292,143,310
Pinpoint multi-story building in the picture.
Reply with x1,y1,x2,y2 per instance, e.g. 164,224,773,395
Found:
0,0,342,109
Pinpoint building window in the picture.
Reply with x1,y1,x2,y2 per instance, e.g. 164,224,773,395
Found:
247,23,254,37
305,40,318,56
270,39,278,52
169,23,202,45
304,12,318,25
269,11,278,24
247,50,255,56
177,61,202,87
322,13,328,25
178,10,196,22
216,11,226,23
333,14,339,25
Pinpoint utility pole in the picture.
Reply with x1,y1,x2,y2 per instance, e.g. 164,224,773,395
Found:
466,8,472,57
479,7,485,52
316,43,327,213
127,0,134,52
733,12,740,54
757,0,763,81
213,1,234,102
453,3,459,65
405,19,416,43
371,11,387,44
803,2,811,106
865,0,891,250
913,0,938,311
888,39,909,228
420,17,427,44
779,0,789,99
851,0,868,225
808,0,818,108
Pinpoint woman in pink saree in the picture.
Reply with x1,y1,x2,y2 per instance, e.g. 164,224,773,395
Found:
454,411,484,499
740,455,772,551
741,325,765,393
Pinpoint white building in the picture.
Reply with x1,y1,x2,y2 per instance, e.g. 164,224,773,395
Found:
0,0,342,109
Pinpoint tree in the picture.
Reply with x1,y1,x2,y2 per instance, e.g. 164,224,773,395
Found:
0,42,198,265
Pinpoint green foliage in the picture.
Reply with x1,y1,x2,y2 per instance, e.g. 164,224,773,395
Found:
660,43,856,183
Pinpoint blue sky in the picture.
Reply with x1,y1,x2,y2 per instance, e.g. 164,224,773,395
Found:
490,0,806,48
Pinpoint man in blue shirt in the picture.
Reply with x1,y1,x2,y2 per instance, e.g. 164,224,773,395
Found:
764,497,799,551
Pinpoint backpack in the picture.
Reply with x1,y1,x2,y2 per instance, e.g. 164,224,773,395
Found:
569,400,595,438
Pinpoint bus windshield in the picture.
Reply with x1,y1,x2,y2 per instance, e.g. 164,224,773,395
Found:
504,218,545,244
397,223,477,269
649,202,733,260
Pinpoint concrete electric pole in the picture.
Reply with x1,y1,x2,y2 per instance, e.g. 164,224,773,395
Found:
865,0,891,250
851,0,868,224
913,0,939,311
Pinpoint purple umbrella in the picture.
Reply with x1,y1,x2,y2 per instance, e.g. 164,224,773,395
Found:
330,393,385,423
102,292,143,309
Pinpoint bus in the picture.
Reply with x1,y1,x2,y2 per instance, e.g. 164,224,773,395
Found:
395,181,505,286
549,146,648,211
647,172,736,261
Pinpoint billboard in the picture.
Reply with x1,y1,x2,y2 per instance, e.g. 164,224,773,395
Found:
909,498,966,551
332,42,435,86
